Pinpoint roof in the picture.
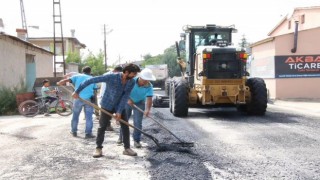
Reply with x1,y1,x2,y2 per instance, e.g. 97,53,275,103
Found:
27,28,86,48
0,32,54,55
250,37,275,48
267,16,288,36
28,37,86,48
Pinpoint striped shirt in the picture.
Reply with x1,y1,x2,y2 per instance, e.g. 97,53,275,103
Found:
75,73,135,114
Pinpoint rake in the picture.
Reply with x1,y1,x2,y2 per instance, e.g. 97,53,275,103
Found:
133,104,194,148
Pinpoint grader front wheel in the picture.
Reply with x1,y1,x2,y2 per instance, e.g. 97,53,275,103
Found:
171,79,189,117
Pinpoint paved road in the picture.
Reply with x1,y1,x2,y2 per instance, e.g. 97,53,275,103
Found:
181,105,320,179
0,100,319,179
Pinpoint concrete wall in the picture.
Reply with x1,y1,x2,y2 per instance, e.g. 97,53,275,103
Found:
0,35,53,89
264,79,277,99
250,39,275,78
275,28,320,55
66,63,79,73
276,78,320,99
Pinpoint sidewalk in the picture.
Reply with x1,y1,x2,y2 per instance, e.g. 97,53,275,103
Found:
268,99,320,115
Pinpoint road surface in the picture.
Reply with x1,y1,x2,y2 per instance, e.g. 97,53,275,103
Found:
0,100,320,179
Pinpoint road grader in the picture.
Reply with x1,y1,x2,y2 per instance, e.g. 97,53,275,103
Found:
166,24,268,117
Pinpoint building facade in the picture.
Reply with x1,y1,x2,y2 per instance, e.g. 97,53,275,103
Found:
250,6,320,100
28,29,86,76
0,32,53,91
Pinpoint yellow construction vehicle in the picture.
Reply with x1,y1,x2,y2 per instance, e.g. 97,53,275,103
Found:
167,24,267,117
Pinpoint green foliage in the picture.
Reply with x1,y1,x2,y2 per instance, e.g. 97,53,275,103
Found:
82,50,106,76
66,51,82,64
142,45,181,77
141,54,163,66
162,45,181,77
0,80,27,116
65,51,85,73
143,53,152,60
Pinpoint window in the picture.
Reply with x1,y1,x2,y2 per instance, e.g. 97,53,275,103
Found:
194,31,230,47
301,14,305,24
288,20,291,29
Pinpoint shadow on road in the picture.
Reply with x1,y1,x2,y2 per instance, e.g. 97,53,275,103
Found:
187,107,300,124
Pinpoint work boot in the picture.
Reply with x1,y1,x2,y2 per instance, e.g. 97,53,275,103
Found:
93,148,103,158
123,148,137,156
106,126,114,131
117,138,123,145
85,134,96,139
69,131,77,137
134,141,142,148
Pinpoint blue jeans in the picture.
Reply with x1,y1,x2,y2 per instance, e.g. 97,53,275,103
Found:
71,99,94,135
119,101,145,142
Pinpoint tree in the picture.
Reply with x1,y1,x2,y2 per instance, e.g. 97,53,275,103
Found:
141,45,181,77
65,51,82,64
238,34,250,51
82,50,105,76
162,45,181,77
141,54,162,67
143,53,152,60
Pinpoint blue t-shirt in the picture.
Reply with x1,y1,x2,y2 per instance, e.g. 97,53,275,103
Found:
129,77,153,103
75,73,135,114
70,74,96,100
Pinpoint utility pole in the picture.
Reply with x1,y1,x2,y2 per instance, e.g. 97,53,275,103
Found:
103,24,113,71
117,54,123,65
53,0,66,76
20,0,28,39
104,24,107,71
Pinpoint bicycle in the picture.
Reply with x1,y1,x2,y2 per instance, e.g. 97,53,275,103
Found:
18,87,73,117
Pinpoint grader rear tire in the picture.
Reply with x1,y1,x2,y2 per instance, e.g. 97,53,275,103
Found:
246,77,268,115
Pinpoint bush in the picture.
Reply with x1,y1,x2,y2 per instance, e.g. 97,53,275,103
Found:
0,80,27,116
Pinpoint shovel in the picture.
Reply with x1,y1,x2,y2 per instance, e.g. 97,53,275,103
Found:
132,104,194,147
59,85,162,148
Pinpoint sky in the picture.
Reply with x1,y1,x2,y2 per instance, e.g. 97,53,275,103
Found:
0,0,319,65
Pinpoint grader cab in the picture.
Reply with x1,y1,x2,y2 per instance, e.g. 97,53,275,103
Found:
167,24,267,117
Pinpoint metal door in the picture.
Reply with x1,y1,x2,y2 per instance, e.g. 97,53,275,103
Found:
26,54,36,92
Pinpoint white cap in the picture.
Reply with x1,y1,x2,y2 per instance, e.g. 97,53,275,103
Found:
139,68,156,81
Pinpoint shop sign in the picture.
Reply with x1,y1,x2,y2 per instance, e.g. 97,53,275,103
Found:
275,55,320,78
